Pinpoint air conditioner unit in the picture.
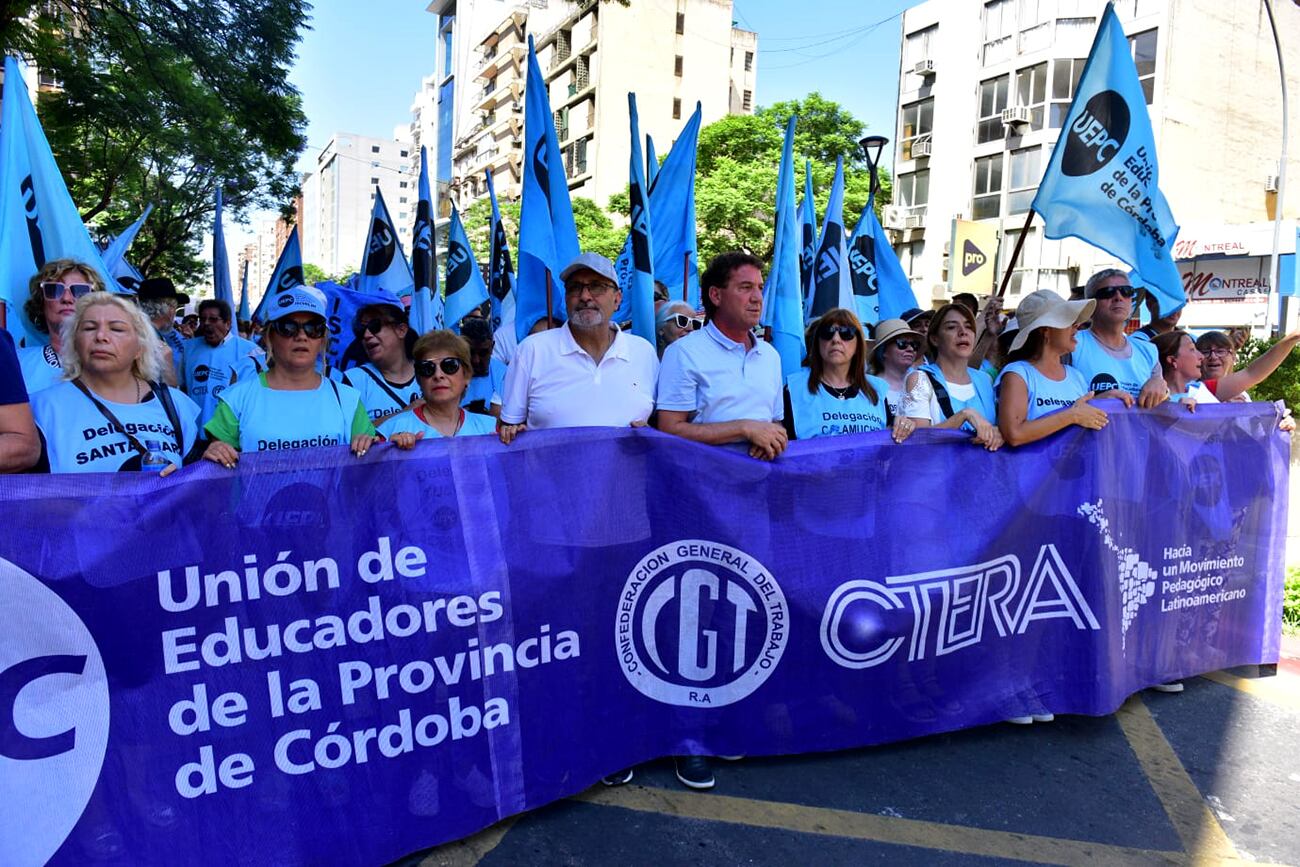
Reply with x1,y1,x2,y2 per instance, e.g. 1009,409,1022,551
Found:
904,213,926,229
1001,105,1032,126
511,102,523,114
882,205,906,230
1265,174,1280,193
913,58,936,76
911,138,933,158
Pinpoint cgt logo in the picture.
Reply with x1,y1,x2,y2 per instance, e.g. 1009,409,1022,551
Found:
0,557,109,866
617,541,787,707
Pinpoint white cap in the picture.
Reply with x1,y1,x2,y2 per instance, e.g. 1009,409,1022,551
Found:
1009,290,1095,352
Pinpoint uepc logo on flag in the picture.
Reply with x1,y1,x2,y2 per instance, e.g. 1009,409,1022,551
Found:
616,540,787,707
0,558,110,866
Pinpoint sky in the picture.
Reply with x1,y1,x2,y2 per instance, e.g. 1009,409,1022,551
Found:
227,0,920,263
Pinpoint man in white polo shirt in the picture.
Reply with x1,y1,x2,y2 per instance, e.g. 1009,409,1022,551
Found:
655,251,786,460
497,252,658,442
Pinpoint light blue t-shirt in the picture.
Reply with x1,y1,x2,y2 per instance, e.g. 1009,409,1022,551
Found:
182,333,265,427
916,362,997,422
378,407,497,439
210,374,367,453
996,361,1089,421
656,322,783,423
785,369,889,439
31,381,200,473
462,358,507,409
18,344,63,395
344,363,421,421
1069,329,1157,399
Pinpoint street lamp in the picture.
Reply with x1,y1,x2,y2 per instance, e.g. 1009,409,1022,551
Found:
859,134,889,199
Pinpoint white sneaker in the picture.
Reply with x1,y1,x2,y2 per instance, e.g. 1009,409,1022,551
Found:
1005,716,1034,725
1030,713,1055,722
1151,681,1184,693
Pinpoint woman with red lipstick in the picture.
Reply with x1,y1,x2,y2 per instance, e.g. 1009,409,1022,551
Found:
899,303,1003,450
379,330,496,446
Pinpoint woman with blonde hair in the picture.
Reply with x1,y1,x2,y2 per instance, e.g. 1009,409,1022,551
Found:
379,330,497,446
30,292,200,473
18,258,107,394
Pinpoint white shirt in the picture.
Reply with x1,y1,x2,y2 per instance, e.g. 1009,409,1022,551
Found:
656,321,783,423
901,372,976,423
498,323,658,429
493,322,518,366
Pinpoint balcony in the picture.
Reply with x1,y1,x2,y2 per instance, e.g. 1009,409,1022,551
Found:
477,43,526,82
474,78,523,113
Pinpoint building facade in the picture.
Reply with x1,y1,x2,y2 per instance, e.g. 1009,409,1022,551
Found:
892,0,1299,333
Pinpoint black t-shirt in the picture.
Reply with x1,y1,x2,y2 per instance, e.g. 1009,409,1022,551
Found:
0,330,28,406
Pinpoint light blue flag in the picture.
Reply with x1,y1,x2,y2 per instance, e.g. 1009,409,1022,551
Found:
485,168,515,335
624,94,657,345
250,226,305,323
1031,3,1184,315
443,206,490,330
798,161,816,317
0,55,121,342
645,135,659,191
517,35,580,339
212,186,234,306
314,280,404,371
764,117,805,377
409,145,442,334
808,157,855,320
356,187,415,298
1288,227,1300,298
100,203,152,274
847,192,918,325
237,261,251,322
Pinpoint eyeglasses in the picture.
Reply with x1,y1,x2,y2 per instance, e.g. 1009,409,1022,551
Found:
1092,284,1139,300
1202,347,1234,358
353,317,397,338
41,282,94,301
890,338,921,352
564,280,617,297
671,314,703,331
271,319,327,339
415,357,465,378
818,324,858,342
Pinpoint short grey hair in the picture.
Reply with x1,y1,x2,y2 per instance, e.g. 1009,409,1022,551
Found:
59,292,165,383
655,301,695,336
1084,268,1128,299
139,298,177,321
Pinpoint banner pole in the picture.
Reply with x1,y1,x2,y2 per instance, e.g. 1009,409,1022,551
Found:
545,268,554,329
683,251,690,304
996,209,1036,299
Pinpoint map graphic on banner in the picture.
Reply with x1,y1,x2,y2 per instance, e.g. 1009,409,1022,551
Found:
0,404,1286,866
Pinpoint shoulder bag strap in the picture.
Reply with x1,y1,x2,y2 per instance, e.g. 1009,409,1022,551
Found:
71,378,151,459
922,369,957,420
148,381,185,456
358,365,409,409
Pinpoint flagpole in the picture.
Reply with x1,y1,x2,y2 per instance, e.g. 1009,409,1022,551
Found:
545,268,554,329
996,209,1036,298
1263,0,1289,336
683,251,690,304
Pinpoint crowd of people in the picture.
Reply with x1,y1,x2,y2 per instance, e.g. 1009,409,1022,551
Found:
1,249,1294,786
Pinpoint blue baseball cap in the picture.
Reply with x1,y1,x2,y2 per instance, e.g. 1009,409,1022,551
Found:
353,288,406,320
270,286,328,320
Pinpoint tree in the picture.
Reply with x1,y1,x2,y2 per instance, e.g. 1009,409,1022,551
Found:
695,93,891,264
2,0,309,284
461,195,623,264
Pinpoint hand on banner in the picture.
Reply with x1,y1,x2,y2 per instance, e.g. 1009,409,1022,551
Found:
203,440,240,469
891,415,916,444
390,431,425,450
1178,397,1198,413
1137,374,1169,409
744,421,788,461
1069,392,1109,431
961,410,1004,451
498,422,527,445
1280,407,1296,432
1109,389,1136,409
350,433,377,457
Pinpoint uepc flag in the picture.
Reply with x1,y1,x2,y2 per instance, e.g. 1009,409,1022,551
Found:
847,194,917,324
100,203,151,276
250,227,305,323
356,187,415,298
1031,2,1184,315
0,56,119,342
443,206,489,330
808,157,854,320
624,93,657,344
763,116,805,377
409,146,441,335
212,187,234,306
517,35,580,338
237,261,251,323
486,168,515,334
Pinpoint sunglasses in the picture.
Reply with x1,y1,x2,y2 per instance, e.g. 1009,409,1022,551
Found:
818,324,858,342
415,357,465,378
1092,285,1140,300
890,338,921,352
353,317,396,338
671,314,703,331
564,280,616,297
271,319,328,339
42,282,95,300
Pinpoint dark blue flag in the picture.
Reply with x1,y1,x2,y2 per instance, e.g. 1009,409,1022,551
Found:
808,157,854,319
847,193,918,325
409,146,441,334
624,94,656,344
486,168,515,335
443,206,490,330
250,226,305,323
798,161,816,317
237,260,251,323
212,186,234,306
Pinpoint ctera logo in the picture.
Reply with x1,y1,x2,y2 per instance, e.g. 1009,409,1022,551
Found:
1062,91,1131,177
617,540,787,707
0,557,109,866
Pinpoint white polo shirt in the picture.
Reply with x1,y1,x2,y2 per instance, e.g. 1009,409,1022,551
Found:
656,321,783,423
498,323,658,429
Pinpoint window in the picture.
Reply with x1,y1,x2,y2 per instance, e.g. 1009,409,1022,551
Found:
676,13,685,34
1007,146,1041,215
744,51,753,71
900,98,933,160
370,176,379,184
904,24,937,68
1049,58,1087,128
440,14,454,78
977,75,1009,143
742,90,752,111
896,240,926,280
897,170,930,208
575,137,588,175
673,98,682,119
983,0,1014,64
972,154,1003,220
1129,29,1157,104
400,197,408,204
400,181,409,189
371,145,380,153
1014,62,1047,130
400,150,409,158
399,212,407,220
675,55,683,76
1017,0,1050,52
